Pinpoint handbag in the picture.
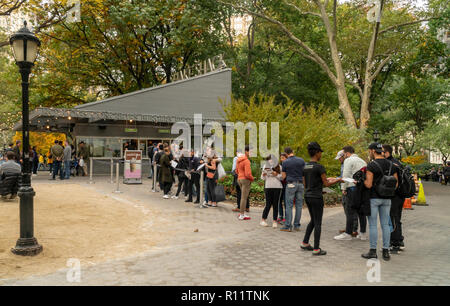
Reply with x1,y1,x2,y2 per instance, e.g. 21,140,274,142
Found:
206,171,215,179
214,185,226,202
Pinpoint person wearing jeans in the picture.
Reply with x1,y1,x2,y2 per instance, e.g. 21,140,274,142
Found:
362,143,398,261
63,141,72,179
368,198,391,248
280,147,305,232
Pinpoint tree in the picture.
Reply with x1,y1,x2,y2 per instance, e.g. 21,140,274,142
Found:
230,12,339,108
32,0,231,106
222,94,365,175
419,121,450,164
0,0,74,48
220,0,441,129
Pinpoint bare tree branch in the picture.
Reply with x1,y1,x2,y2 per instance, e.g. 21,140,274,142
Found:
370,53,394,82
282,0,321,18
346,79,363,99
218,0,338,85
379,18,437,35
0,0,26,17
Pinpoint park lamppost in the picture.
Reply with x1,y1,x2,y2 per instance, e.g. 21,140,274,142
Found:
373,129,380,143
10,21,43,256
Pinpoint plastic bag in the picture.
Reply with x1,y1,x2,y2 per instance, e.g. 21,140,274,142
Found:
217,163,226,179
79,158,85,167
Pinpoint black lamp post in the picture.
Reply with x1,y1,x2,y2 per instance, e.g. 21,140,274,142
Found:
10,21,43,256
373,129,380,143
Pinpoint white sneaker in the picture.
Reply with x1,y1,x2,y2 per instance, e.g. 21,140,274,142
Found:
163,195,170,199
334,233,352,240
272,222,278,228
260,220,268,227
171,195,179,199
357,232,368,240
238,214,251,221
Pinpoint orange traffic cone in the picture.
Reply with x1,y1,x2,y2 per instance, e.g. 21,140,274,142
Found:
403,197,414,210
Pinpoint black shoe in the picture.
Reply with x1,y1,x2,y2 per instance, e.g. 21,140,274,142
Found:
398,241,405,250
185,199,193,203
300,244,313,251
312,249,327,256
382,249,390,261
362,249,377,259
390,246,401,254
194,200,200,204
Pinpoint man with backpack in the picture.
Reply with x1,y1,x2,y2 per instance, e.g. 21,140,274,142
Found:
362,143,398,261
383,145,408,253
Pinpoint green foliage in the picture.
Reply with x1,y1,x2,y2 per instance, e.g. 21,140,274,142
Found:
418,120,450,162
223,94,366,176
33,0,231,107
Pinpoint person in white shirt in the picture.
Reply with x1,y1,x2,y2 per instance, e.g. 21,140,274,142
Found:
334,146,368,241
260,154,283,228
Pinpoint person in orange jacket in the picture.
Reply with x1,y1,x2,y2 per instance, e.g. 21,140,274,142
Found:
236,145,254,220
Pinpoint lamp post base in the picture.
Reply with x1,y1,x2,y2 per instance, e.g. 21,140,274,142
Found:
11,237,43,256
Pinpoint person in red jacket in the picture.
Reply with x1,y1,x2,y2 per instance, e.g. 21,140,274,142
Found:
236,145,254,220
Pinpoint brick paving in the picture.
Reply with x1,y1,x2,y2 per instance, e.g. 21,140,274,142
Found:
2,176,450,286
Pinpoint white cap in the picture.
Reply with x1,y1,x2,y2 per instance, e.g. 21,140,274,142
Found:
335,150,345,160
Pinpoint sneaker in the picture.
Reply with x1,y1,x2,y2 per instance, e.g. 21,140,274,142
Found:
238,214,251,221
357,232,368,240
293,226,301,232
232,208,240,212
351,231,359,237
300,243,313,251
312,249,327,256
334,233,352,241
171,195,179,199
361,249,377,259
163,195,170,199
280,227,292,232
260,220,268,227
272,222,278,228
390,246,401,254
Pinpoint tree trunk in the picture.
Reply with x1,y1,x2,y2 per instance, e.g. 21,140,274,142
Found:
336,81,357,128
360,77,372,129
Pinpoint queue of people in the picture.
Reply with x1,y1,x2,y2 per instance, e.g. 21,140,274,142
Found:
150,140,414,261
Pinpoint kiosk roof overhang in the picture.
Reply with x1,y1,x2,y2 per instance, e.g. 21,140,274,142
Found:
14,68,231,131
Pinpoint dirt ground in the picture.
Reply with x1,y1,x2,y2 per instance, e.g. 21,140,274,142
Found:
0,183,168,281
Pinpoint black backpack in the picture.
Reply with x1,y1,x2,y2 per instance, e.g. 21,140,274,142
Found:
372,160,397,198
397,166,416,198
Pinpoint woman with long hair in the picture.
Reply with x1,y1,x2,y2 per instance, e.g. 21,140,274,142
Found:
260,154,283,228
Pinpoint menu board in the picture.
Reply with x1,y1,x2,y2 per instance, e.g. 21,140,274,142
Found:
124,150,142,184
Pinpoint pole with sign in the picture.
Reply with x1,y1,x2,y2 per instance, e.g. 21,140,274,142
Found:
124,150,142,184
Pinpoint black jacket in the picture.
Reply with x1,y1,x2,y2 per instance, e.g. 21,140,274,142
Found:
352,169,371,216
0,172,21,196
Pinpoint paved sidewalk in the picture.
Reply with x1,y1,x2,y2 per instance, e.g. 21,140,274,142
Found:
3,177,450,286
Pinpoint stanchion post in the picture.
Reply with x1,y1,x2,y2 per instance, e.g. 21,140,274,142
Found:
114,162,122,193
89,157,94,184
110,158,114,183
199,170,204,206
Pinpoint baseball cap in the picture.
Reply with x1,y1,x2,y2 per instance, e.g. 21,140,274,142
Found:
307,142,323,152
368,142,383,153
334,150,345,160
